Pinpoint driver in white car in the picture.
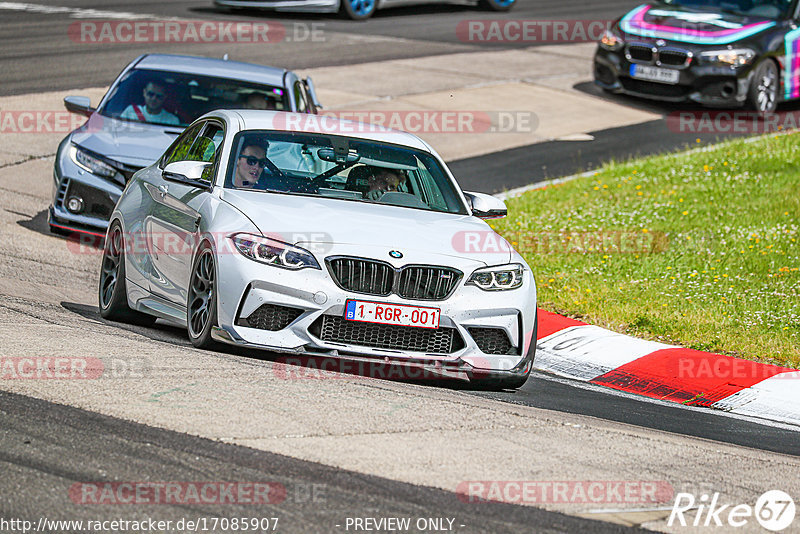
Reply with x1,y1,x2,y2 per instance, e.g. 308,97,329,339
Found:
366,168,404,201
234,144,268,188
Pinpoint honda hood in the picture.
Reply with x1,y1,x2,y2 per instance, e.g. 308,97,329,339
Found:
70,113,185,168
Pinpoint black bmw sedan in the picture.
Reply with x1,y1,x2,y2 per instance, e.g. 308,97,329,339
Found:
594,0,800,113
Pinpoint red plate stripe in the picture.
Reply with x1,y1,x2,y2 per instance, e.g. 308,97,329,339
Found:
536,309,587,339
590,348,794,406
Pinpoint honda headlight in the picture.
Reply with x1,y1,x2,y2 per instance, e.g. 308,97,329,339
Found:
599,29,624,51
69,144,117,179
467,264,524,291
698,48,755,67
230,233,320,270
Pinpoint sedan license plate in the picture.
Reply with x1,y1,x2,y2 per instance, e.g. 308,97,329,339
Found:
629,64,680,85
345,300,440,329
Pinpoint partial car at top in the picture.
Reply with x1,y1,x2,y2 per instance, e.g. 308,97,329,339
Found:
215,0,515,21
50,53,321,237
594,0,800,113
99,110,537,389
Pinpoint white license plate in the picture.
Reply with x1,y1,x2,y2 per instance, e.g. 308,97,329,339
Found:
344,300,440,329
629,64,680,85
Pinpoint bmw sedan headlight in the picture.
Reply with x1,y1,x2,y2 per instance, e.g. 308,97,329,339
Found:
230,233,321,270
599,29,624,51
69,144,117,179
698,48,755,67
467,264,524,291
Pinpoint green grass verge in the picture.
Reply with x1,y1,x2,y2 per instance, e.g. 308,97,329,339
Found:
493,132,800,368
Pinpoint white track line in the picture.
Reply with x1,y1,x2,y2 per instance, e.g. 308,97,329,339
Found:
0,2,177,20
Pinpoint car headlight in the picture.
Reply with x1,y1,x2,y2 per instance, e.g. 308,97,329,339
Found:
230,233,321,270
69,144,118,179
467,264,524,291
599,29,624,51
698,48,755,67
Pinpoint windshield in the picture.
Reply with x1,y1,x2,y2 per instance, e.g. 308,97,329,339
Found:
226,131,468,215
98,68,289,127
657,0,795,18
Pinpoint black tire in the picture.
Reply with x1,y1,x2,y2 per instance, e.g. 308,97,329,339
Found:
746,59,779,115
339,0,376,20
98,222,156,326
478,0,515,12
187,243,220,349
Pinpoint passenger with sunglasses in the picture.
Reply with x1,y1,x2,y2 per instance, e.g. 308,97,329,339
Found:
120,81,179,126
234,144,268,188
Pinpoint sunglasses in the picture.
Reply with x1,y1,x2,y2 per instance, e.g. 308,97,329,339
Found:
145,90,166,100
240,155,268,167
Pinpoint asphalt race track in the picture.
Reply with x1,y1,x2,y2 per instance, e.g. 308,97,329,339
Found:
2,0,644,96
1,1,799,532
0,390,637,533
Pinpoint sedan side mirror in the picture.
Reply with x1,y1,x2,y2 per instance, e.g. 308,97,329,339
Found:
464,191,508,219
162,161,213,189
63,96,95,117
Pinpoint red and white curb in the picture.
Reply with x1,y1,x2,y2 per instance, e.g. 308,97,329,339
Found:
534,310,800,427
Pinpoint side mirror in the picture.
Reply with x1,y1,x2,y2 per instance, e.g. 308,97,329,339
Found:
464,191,507,219
162,161,212,189
64,96,95,117
303,77,322,111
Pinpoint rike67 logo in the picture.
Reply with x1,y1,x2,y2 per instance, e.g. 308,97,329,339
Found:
669,490,795,531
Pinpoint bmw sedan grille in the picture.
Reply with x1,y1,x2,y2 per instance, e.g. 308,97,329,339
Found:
327,257,394,296
326,257,462,301
310,315,465,354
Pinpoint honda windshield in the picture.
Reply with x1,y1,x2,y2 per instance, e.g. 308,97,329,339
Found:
98,68,289,128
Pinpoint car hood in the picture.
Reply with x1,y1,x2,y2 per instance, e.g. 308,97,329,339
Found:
220,189,513,266
70,113,184,168
618,3,777,45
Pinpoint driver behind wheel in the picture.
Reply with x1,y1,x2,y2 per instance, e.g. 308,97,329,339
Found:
366,168,404,201
234,144,268,188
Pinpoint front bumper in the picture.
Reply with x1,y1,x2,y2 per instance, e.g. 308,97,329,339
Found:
594,45,754,107
50,146,124,235
213,242,537,375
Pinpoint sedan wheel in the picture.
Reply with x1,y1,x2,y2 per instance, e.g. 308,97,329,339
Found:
747,60,778,115
98,222,155,325
478,0,516,12
340,0,376,20
187,244,219,348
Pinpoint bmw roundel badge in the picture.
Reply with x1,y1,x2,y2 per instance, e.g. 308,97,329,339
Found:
389,250,403,259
